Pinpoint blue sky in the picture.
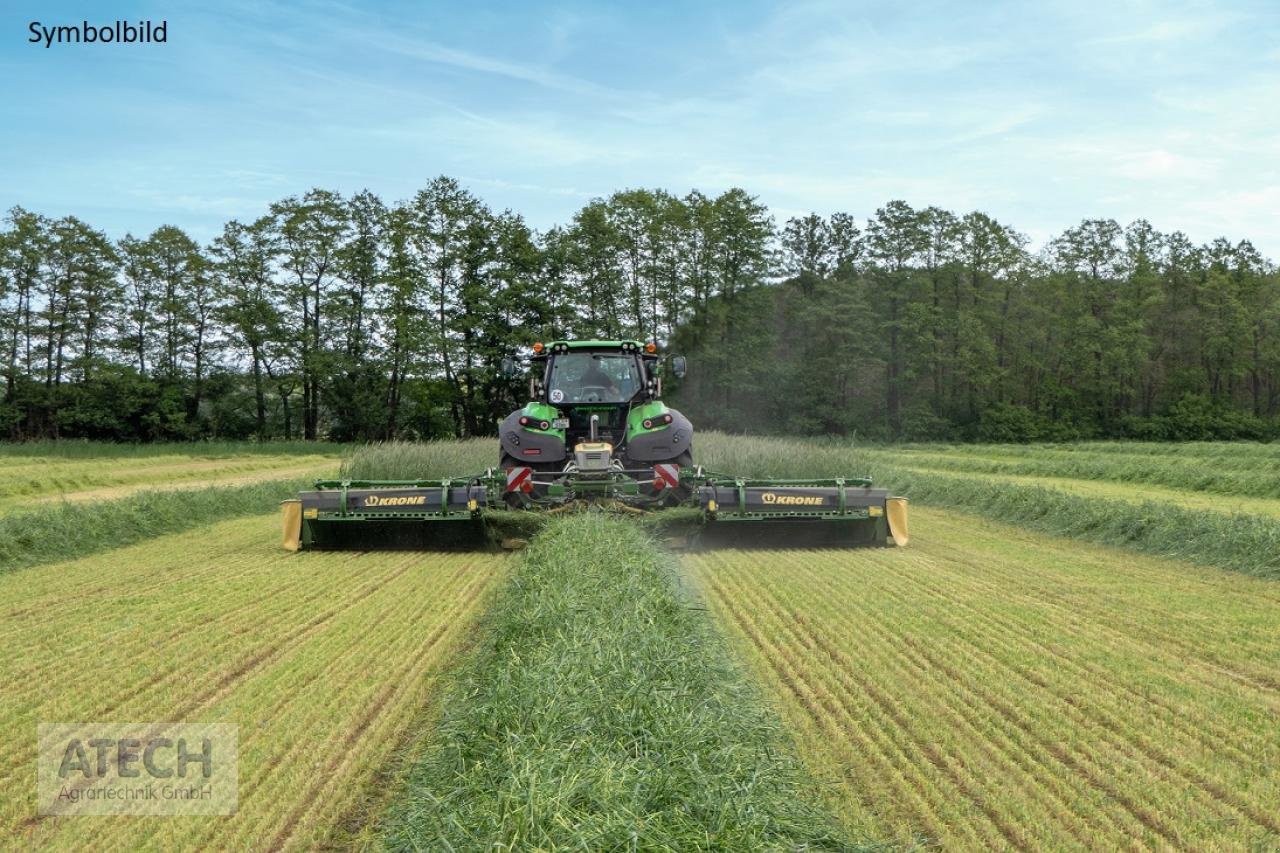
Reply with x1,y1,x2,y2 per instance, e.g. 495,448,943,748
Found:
3,0,1279,254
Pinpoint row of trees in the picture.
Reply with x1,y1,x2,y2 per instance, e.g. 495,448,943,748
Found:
676,203,1280,440
0,178,772,440
2,179,1278,442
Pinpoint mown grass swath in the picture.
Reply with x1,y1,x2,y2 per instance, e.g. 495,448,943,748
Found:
687,507,1280,848
376,513,864,850
0,439,338,459
694,433,1280,578
867,443,1280,498
1,514,505,849
0,452,335,505
0,478,308,575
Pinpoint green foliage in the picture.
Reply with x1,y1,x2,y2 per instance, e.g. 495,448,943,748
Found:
4,190,1279,444
375,513,866,850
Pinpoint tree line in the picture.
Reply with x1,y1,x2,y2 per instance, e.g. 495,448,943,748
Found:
2,179,1277,442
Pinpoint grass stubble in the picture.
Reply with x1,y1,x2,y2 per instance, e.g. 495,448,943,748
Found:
0,513,506,850
687,507,1280,849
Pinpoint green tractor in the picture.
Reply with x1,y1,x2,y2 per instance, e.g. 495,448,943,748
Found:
282,340,908,550
497,340,693,506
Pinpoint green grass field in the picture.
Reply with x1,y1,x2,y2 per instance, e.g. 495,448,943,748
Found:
2,435,1277,849
688,507,1280,848
2,514,505,849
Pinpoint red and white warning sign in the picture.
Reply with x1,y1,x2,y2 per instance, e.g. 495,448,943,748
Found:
505,466,534,493
653,463,681,490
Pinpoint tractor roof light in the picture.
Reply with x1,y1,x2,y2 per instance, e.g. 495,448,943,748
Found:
645,342,657,353
532,342,544,354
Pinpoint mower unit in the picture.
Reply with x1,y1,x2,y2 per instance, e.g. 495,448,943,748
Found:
282,340,908,550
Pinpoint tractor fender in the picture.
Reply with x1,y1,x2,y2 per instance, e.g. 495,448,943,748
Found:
625,408,693,463
498,410,566,464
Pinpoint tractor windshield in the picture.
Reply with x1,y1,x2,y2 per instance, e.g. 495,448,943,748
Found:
546,353,642,404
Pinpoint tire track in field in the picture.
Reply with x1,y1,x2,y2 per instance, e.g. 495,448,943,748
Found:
686,511,1280,849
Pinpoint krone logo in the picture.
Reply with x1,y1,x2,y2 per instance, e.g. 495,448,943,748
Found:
760,492,825,506
364,495,427,507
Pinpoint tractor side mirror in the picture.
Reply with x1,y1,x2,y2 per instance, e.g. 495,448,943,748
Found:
500,357,519,378
670,356,687,380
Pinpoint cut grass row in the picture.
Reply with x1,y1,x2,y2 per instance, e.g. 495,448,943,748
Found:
893,439,1279,463
0,513,506,850
866,444,1280,498
0,439,338,459
694,433,1280,578
0,452,338,505
685,506,1280,849
0,478,313,575
375,512,864,850
892,464,1280,519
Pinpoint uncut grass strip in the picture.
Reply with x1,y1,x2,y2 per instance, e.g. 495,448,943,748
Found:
0,478,312,575
704,555,1127,849
373,513,868,851
864,563,1280,837
695,564,961,847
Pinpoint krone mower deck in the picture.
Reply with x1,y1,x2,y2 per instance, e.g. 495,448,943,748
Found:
281,340,908,550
